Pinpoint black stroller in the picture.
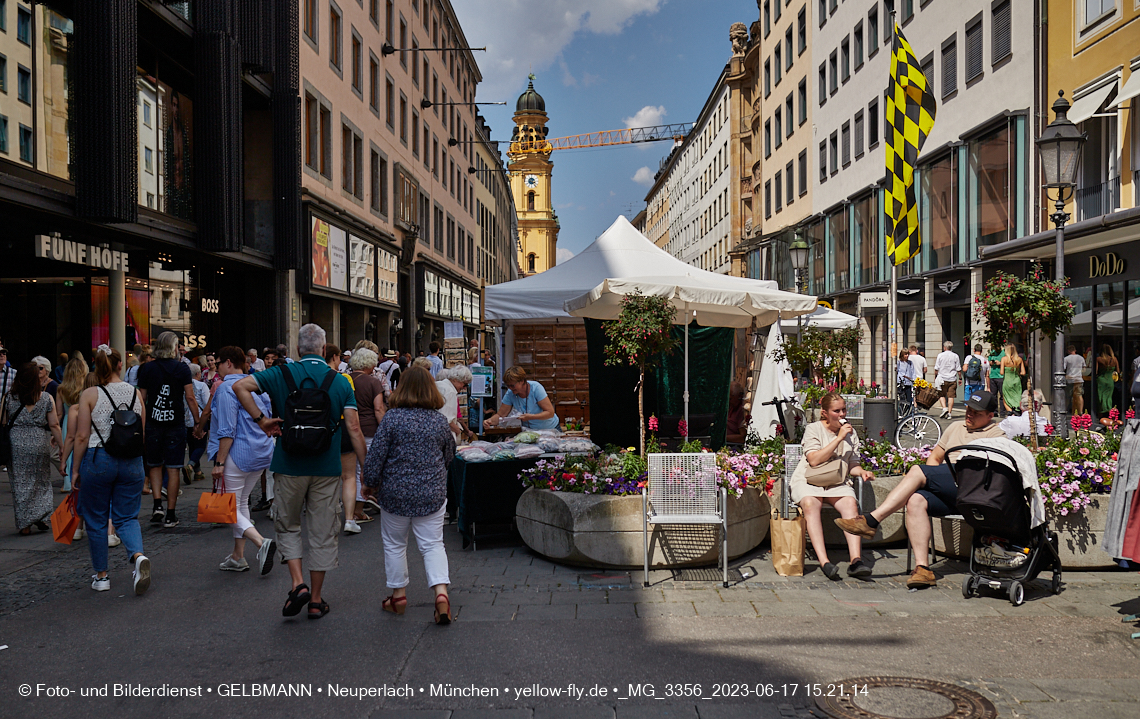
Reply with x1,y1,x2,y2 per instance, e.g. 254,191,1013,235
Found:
947,444,1063,606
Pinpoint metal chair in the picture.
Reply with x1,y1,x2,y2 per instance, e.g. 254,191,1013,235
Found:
643,453,727,587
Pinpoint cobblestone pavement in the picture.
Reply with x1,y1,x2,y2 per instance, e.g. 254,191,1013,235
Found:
1,466,1139,718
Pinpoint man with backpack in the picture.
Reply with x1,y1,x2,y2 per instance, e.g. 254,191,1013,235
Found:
233,323,367,620
962,344,987,402
136,331,200,528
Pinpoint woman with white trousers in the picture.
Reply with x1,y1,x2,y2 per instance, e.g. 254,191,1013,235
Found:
362,367,456,624
208,346,276,575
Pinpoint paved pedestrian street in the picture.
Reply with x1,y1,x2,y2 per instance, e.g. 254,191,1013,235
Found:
1,471,1138,719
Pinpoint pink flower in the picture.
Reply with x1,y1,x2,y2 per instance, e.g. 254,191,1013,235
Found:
1079,447,1090,456
648,415,659,432
1129,409,1136,420
678,419,689,437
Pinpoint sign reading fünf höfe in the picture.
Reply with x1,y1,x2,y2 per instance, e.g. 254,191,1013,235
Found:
35,235,131,272
1089,253,1126,278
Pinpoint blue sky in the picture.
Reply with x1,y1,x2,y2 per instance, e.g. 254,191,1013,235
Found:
452,0,756,262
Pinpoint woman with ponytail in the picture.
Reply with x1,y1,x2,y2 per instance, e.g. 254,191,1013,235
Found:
71,350,151,595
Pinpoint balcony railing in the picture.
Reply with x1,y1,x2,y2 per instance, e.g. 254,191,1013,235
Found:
1076,175,1120,221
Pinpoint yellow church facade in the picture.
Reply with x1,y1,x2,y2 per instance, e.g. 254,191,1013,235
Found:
508,80,559,276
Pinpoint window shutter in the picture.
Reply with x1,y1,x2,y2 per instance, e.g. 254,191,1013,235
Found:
942,41,957,96
993,1,1011,63
854,112,864,157
966,23,983,81
842,123,850,166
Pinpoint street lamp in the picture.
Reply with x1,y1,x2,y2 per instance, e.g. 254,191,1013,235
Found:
1036,90,1086,438
788,228,811,337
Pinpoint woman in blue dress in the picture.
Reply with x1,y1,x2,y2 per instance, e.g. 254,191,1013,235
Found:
482,366,560,431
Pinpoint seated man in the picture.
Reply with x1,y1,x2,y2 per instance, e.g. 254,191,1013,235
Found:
999,389,1048,439
834,389,1005,589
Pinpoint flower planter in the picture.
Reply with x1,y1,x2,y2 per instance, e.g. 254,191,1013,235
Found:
813,474,908,547
515,487,770,569
925,497,1116,569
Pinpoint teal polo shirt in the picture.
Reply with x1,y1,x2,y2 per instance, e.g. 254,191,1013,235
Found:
253,355,357,477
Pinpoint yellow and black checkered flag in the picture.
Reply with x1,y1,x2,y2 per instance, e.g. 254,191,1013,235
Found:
885,25,937,266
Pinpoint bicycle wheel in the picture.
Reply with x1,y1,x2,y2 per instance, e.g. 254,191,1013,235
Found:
895,415,942,449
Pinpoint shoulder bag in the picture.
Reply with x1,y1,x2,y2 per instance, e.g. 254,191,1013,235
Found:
804,457,847,488
0,402,24,466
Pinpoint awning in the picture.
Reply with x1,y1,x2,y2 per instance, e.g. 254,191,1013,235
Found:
1069,81,1117,124
1115,71,1140,108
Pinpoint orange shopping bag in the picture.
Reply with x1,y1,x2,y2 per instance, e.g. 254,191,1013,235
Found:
51,492,80,545
197,478,237,524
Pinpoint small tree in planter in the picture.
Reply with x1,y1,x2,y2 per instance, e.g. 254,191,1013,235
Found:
975,262,1074,449
603,291,678,456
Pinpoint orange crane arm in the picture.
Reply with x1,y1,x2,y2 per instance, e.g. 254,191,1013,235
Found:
510,123,694,154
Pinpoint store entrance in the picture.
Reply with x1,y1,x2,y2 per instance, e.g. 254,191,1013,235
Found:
1065,281,1139,420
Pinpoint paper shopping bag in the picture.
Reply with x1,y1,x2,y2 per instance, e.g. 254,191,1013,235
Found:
769,508,805,577
51,493,80,545
197,479,237,524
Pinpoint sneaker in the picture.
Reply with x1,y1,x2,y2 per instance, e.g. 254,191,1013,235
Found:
108,534,121,548
251,498,272,512
219,556,250,572
91,575,110,592
257,539,277,576
343,519,362,534
906,564,937,589
133,555,151,595
822,562,841,580
834,515,877,539
160,487,183,498
150,505,165,524
163,510,179,528
73,527,87,541
847,559,872,578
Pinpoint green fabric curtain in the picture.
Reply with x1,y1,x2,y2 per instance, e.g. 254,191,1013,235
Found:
586,319,734,450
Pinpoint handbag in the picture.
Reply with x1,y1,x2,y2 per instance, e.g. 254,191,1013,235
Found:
770,508,805,577
804,457,847,488
197,476,237,524
51,492,80,545
0,402,24,467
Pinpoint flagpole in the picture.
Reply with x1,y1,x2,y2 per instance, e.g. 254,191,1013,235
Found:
888,11,898,404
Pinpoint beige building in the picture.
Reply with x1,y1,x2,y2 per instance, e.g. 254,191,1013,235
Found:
507,79,559,276
298,0,484,351
1,2,70,179
643,185,669,249
472,113,519,287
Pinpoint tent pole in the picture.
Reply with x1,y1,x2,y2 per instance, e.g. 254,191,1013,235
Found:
684,310,690,433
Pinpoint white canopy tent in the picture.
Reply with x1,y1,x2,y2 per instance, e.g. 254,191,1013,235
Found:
564,274,816,425
779,304,859,332
484,215,782,321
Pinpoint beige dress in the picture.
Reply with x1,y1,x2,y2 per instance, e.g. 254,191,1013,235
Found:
789,421,860,504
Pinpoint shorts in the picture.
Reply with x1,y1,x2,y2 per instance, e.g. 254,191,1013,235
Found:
1067,381,1084,397
145,423,187,469
916,464,957,517
939,381,957,399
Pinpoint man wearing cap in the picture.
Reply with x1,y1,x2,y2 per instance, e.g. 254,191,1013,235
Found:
835,389,1005,589
377,349,400,389
337,349,352,373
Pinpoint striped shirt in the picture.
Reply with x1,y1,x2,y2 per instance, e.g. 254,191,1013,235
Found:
208,374,274,473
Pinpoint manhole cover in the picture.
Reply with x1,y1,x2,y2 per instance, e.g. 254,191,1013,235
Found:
814,677,997,719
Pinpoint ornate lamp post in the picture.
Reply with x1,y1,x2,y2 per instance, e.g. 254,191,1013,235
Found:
788,228,811,336
1035,91,1086,438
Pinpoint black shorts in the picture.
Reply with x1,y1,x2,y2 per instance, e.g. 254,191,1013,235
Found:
916,464,957,516
145,423,187,469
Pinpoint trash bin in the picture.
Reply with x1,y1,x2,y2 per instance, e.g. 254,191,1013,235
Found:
863,397,896,442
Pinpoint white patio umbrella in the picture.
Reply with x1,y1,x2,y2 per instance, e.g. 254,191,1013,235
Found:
1095,298,1140,329
779,304,859,333
564,273,817,427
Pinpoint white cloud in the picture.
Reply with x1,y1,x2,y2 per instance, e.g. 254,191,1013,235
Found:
557,247,575,263
452,0,662,102
623,105,667,128
631,166,655,186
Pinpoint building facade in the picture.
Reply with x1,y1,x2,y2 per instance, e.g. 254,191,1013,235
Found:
507,79,559,276
472,113,520,288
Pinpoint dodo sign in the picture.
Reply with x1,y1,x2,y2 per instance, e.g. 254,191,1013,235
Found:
1089,253,1126,278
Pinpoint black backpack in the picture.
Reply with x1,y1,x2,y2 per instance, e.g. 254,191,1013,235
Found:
93,386,145,459
964,356,982,382
280,364,340,456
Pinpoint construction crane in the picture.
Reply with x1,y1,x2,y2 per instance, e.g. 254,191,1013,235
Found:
509,122,694,155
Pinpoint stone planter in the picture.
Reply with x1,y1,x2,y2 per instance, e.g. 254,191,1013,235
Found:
813,475,907,547
929,496,1116,569
516,487,770,569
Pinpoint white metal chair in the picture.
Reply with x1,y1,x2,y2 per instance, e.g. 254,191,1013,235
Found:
643,453,726,587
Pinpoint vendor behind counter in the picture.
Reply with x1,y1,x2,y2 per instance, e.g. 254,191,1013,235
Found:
484,366,560,431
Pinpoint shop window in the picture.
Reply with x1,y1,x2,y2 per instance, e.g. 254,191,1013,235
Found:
921,153,958,270
810,220,826,294
853,193,878,287
829,206,849,292
967,122,1013,249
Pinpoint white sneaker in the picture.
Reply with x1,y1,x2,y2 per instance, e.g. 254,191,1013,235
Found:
344,519,362,534
108,534,121,548
219,556,250,572
73,527,87,541
91,575,110,592
133,555,151,595
256,539,276,576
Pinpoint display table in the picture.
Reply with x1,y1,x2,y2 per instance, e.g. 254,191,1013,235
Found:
447,455,540,549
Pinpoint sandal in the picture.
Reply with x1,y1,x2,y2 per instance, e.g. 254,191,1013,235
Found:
382,595,407,615
282,583,311,617
307,600,329,619
434,593,452,625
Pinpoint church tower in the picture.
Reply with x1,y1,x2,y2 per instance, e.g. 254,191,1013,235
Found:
508,77,558,276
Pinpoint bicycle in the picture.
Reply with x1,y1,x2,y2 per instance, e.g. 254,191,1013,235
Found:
895,382,942,449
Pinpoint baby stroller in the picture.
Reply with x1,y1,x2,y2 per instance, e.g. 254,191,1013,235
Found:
947,443,1062,606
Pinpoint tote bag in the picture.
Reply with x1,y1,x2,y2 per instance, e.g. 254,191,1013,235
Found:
197,477,237,524
769,508,805,577
51,492,80,545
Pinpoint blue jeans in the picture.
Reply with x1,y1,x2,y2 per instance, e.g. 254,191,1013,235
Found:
78,448,146,572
